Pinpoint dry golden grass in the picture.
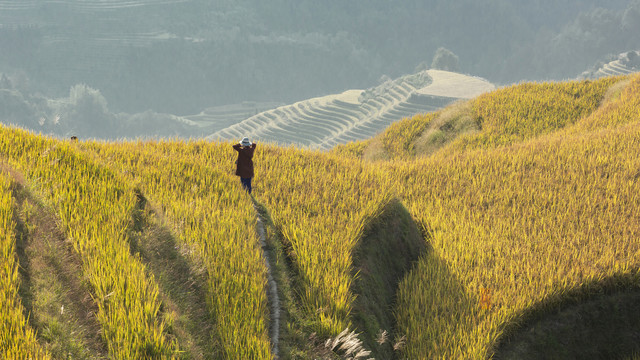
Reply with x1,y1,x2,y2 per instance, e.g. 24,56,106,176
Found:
85,139,272,359
388,74,640,358
393,122,640,357
0,171,49,359
2,73,639,359
414,101,477,157
332,139,371,160
0,129,176,359
251,146,393,335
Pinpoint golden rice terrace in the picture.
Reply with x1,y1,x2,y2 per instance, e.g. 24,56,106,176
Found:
1,74,639,359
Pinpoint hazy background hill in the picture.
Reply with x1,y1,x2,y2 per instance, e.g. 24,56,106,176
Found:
1,0,640,139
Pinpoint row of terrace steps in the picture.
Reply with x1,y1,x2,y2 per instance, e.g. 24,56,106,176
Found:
596,60,635,77
591,53,640,79
210,75,460,149
182,102,284,130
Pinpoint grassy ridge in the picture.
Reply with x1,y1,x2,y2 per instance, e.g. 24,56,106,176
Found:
86,140,272,359
461,77,620,148
0,171,48,359
360,77,621,161
394,122,640,357
381,113,436,160
389,75,640,358
114,141,396,353
0,129,176,359
252,146,392,336
1,74,639,359
576,76,640,130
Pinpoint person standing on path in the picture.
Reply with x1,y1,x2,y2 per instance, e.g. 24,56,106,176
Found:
232,137,256,194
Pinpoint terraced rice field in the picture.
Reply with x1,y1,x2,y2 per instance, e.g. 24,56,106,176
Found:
1,2,495,146
596,59,636,77
208,70,495,149
183,102,284,131
588,51,640,78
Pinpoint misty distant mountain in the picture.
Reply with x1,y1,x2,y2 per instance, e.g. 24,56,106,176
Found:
1,0,640,119
0,68,494,142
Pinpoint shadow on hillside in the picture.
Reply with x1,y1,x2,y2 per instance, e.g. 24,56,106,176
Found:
492,273,640,360
129,191,220,359
350,199,428,358
253,196,480,358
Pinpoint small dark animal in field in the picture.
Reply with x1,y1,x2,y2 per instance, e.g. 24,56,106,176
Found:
70,136,78,141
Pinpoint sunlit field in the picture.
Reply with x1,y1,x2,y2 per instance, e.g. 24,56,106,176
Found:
1,74,639,359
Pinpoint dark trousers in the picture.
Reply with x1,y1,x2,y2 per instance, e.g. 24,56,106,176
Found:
240,177,252,194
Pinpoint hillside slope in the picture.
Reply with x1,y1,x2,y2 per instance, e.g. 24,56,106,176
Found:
2,74,639,359
347,74,640,358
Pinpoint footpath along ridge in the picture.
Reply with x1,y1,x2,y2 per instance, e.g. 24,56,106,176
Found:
254,204,280,358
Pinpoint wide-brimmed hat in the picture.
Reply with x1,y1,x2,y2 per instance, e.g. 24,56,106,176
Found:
240,137,251,146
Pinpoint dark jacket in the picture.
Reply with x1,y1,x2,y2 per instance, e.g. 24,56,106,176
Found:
233,143,256,178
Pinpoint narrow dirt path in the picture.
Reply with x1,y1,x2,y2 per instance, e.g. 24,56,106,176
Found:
254,205,280,358
5,166,107,359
